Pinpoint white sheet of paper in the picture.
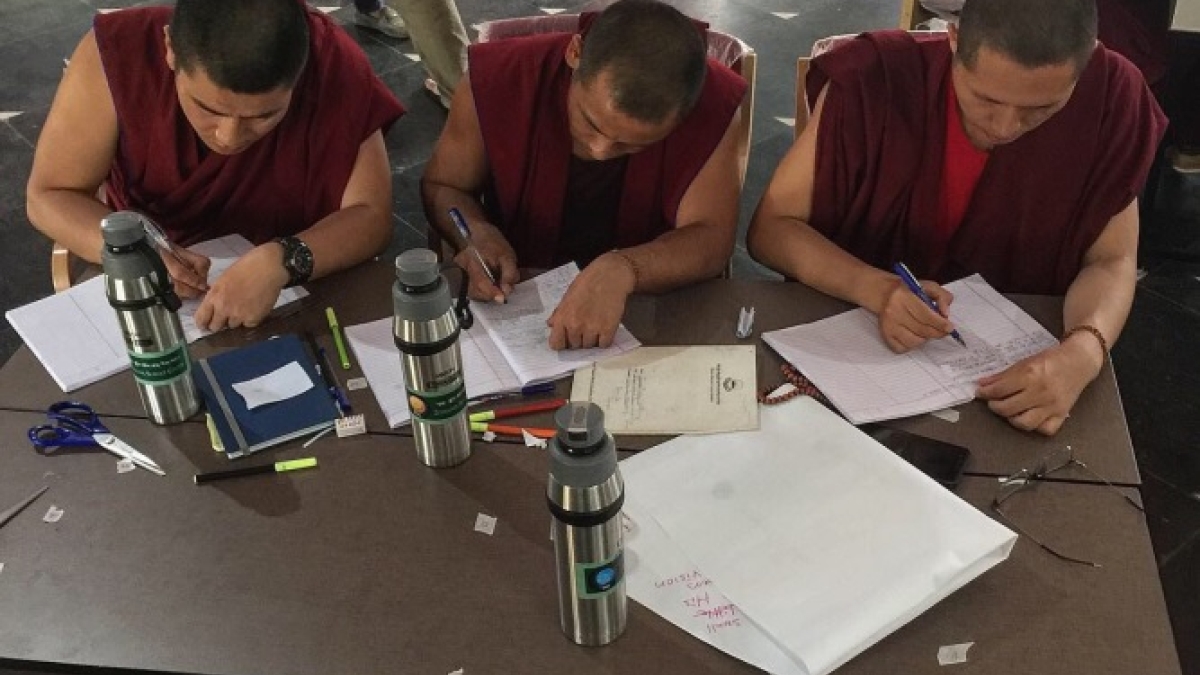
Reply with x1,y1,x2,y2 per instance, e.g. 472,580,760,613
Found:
5,234,308,392
621,397,1016,675
232,361,313,410
570,345,758,434
761,274,1057,424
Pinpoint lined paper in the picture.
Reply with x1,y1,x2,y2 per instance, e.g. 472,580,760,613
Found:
762,274,1058,424
5,234,308,392
471,263,640,384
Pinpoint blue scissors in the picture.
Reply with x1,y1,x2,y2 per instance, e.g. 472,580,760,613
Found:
28,401,165,476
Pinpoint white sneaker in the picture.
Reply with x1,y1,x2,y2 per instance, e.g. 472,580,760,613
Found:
356,6,409,40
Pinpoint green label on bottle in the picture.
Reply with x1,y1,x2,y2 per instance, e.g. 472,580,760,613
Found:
575,551,624,599
407,374,467,422
129,343,191,385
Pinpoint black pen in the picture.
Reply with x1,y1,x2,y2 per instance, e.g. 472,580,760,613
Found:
304,332,352,415
194,458,317,485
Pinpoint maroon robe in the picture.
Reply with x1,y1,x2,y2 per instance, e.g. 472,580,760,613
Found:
95,6,405,246
469,27,746,268
807,31,1166,295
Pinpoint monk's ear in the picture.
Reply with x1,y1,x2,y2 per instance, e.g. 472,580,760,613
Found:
163,25,176,71
947,22,959,56
565,34,583,70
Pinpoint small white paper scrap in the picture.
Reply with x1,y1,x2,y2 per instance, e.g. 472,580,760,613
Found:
116,458,135,473
232,361,314,410
474,513,497,536
522,430,547,448
482,431,497,442
448,669,464,675
43,505,64,523
937,642,974,665
346,377,369,391
0,562,5,576
930,408,961,423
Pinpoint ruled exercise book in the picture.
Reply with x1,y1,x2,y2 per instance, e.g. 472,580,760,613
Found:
762,274,1058,425
346,262,640,428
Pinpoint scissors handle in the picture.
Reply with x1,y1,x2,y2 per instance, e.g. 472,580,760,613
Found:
28,424,98,449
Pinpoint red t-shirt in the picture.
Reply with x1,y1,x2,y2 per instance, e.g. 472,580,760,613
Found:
934,74,989,253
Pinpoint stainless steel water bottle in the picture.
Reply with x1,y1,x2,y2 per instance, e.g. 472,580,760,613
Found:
101,211,200,425
392,248,471,467
548,402,626,646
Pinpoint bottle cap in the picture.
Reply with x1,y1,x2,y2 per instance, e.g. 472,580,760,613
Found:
100,211,148,248
395,249,440,289
555,402,606,454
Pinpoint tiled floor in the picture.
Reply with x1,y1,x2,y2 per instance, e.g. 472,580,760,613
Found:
1,1,1198,673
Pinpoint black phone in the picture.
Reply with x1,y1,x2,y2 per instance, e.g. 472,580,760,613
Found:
860,424,970,489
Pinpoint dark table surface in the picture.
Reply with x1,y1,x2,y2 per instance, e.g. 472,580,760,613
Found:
0,408,1179,675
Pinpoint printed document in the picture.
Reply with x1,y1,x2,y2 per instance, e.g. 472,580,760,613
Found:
570,345,758,434
620,396,1016,675
761,274,1058,424
346,262,640,428
5,235,307,392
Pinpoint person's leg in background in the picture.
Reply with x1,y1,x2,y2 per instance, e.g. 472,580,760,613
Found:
353,0,409,40
394,0,467,109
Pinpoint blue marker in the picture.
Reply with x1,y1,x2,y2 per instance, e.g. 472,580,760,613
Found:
892,262,967,348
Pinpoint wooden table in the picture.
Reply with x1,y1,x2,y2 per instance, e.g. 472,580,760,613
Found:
0,261,1178,674
0,411,1179,675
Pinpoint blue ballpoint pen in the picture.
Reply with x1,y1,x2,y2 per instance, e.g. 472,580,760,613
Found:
892,262,967,348
448,207,502,291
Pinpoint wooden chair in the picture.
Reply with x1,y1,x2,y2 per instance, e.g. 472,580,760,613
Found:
429,14,757,276
51,243,77,293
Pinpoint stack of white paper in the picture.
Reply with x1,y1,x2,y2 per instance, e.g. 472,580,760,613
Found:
5,235,307,392
621,396,1016,675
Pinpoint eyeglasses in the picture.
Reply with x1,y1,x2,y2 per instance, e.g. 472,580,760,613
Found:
992,445,1143,568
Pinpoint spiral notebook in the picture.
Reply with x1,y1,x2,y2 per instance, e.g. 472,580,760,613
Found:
194,334,337,459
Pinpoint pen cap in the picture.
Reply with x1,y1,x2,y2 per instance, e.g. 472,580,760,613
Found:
393,249,454,323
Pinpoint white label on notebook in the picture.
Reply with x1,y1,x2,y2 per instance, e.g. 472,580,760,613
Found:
232,361,314,410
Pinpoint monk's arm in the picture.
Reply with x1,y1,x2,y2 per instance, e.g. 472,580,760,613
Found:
746,87,900,312
293,129,393,278
420,80,517,299
575,105,741,293
25,30,117,265
1061,199,1139,373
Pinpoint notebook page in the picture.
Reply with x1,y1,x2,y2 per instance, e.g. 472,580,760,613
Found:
5,234,310,393
470,262,640,385
180,235,308,340
345,317,525,428
5,277,127,391
762,274,1057,425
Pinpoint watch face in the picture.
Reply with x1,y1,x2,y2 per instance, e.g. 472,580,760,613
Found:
282,237,313,285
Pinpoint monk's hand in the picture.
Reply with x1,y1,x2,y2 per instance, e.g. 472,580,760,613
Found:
875,277,956,353
976,336,1104,436
453,220,517,303
161,247,210,299
547,252,635,350
193,243,289,332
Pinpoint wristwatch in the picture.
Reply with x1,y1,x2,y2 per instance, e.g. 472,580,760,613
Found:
277,236,314,288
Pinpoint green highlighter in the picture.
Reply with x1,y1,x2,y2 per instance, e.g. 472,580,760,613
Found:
326,307,352,369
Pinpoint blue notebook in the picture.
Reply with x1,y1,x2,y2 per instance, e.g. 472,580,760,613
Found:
195,333,337,459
